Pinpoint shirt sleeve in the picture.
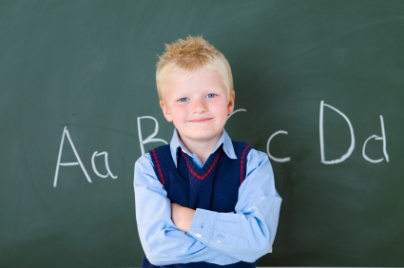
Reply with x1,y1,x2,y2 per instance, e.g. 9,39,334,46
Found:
134,153,241,266
188,149,282,263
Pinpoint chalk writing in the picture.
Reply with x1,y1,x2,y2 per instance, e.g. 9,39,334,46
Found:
137,116,168,156
54,101,390,187
266,130,291,163
319,100,355,164
91,151,118,179
267,100,389,164
319,100,388,164
362,115,389,163
54,127,118,187
54,126,92,187
227,108,247,119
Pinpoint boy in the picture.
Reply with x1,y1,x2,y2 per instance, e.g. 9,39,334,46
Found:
134,36,282,267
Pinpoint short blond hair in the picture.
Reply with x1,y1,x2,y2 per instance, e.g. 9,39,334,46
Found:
156,36,233,100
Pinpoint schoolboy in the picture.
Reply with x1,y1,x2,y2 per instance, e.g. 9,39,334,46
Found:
134,36,282,267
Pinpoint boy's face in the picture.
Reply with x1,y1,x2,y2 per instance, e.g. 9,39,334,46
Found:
160,67,235,148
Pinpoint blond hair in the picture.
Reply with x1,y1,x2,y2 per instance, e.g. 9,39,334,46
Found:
156,36,233,100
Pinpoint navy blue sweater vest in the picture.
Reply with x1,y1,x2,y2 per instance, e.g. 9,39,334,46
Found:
142,142,255,268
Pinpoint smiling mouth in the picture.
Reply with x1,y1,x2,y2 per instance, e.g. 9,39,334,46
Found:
188,118,212,122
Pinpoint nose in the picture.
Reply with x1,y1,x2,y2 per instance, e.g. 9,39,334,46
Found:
191,98,207,113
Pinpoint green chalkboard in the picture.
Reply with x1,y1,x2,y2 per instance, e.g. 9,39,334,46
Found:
1,0,404,267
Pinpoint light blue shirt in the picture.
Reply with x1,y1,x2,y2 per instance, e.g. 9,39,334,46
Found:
134,130,282,266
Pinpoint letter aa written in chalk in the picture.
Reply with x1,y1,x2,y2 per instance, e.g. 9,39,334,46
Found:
54,127,118,187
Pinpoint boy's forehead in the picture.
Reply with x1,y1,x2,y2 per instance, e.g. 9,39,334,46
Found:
168,70,224,94
166,67,223,85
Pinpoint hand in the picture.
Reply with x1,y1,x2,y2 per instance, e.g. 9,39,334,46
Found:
171,203,195,233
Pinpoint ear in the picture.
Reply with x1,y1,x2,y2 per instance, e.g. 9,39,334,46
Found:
160,100,173,122
227,91,235,114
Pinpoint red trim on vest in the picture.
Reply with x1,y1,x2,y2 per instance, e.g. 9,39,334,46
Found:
240,145,251,184
182,151,222,181
151,149,165,185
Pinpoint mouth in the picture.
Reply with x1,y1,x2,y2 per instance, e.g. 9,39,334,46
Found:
188,117,212,123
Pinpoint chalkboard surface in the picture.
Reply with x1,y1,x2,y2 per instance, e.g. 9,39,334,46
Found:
1,0,404,267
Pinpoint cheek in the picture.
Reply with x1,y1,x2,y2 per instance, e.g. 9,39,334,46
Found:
171,106,188,119
216,100,230,114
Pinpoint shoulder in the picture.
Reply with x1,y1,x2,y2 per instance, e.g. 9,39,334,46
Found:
134,144,174,186
229,141,272,171
231,141,253,158
246,148,270,163
135,152,153,170
230,141,268,162
135,144,171,168
245,147,273,176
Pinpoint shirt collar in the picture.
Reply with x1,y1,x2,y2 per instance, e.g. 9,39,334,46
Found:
169,129,237,167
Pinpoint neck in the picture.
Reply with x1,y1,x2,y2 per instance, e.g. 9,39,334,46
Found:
179,135,221,164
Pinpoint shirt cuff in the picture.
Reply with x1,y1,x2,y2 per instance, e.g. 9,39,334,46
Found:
189,208,218,245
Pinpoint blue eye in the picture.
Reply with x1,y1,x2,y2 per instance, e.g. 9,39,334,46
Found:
206,93,215,98
179,97,189,102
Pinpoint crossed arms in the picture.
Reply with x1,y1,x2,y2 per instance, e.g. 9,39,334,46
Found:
134,149,282,265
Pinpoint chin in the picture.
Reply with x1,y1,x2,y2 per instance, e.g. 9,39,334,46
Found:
192,134,220,142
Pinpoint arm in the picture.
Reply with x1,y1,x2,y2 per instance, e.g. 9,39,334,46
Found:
171,203,195,232
186,149,282,263
134,153,240,266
